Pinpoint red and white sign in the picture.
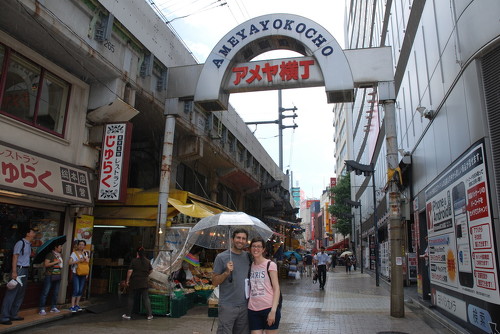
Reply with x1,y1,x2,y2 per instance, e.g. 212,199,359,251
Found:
471,223,492,249
226,56,323,92
0,141,92,205
467,182,489,220
424,141,500,304
473,252,494,269
97,123,132,202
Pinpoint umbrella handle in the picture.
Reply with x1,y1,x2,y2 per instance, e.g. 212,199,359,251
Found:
228,231,232,283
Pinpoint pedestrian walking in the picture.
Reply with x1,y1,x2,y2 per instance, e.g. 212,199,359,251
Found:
331,252,337,270
345,255,352,274
1,227,36,325
314,247,330,290
287,254,298,279
38,243,64,315
248,237,281,333
122,247,153,320
303,252,313,277
212,228,251,334
68,240,90,312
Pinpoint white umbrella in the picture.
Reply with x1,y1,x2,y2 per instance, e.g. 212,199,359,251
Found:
340,251,353,258
187,212,274,249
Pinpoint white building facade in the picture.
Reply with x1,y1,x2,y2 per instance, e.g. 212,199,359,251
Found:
339,0,500,331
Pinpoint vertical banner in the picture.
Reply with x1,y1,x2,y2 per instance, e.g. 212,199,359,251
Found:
97,123,132,202
74,215,94,252
407,253,418,280
424,140,500,304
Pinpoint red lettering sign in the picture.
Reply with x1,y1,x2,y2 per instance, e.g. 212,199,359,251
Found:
467,182,489,221
231,60,316,86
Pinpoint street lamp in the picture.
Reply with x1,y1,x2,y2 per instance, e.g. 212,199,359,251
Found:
344,198,363,274
345,160,379,286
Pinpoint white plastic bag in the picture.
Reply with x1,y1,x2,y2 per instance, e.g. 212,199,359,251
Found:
295,271,301,280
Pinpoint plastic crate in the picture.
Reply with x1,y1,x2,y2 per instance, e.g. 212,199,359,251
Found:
140,294,169,316
208,307,218,318
195,289,213,304
170,296,187,318
185,292,196,309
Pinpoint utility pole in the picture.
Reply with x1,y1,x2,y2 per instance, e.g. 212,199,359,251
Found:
345,160,379,286
246,90,297,171
379,81,404,318
278,90,298,171
344,198,363,274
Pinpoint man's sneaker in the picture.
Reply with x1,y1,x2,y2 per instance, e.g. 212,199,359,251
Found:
50,308,60,313
69,306,77,313
38,309,46,316
75,305,83,312
147,315,153,320
122,314,131,320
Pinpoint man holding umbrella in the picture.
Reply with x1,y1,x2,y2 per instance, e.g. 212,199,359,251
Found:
212,228,251,334
0,227,36,325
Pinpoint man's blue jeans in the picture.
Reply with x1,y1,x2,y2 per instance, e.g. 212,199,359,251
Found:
0,267,28,322
39,275,61,310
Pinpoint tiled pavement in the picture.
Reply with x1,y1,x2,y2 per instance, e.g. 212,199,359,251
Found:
5,267,461,334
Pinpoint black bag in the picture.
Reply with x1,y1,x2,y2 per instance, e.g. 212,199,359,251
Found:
266,261,283,309
248,259,283,308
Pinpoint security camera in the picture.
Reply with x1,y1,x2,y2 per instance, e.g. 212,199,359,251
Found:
416,107,435,119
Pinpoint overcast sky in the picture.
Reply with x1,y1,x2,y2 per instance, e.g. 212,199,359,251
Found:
151,0,346,198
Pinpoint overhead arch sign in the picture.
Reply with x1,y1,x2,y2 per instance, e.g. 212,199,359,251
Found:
194,13,353,111
166,13,394,113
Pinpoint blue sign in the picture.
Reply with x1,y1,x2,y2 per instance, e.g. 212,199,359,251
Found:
468,304,492,333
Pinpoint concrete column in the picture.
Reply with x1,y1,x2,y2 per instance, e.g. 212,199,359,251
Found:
158,114,176,249
380,81,404,318
209,171,219,203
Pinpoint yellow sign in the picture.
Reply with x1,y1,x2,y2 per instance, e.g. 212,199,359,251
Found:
74,215,94,251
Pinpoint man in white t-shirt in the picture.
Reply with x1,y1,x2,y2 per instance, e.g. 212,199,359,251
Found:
314,247,331,290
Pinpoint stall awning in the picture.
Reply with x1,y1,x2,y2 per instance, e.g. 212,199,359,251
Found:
326,238,349,251
264,216,300,227
94,188,233,227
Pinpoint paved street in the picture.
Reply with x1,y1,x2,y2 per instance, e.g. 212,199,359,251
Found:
10,268,456,334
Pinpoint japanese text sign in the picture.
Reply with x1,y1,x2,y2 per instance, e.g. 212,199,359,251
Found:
226,56,323,93
97,123,132,202
0,141,92,205
425,140,500,304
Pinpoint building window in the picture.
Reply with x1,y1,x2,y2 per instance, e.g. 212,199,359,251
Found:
0,45,70,136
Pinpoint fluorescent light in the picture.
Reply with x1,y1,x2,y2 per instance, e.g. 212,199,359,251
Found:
94,225,127,228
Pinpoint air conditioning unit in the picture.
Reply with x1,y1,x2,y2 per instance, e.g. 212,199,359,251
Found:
178,136,203,161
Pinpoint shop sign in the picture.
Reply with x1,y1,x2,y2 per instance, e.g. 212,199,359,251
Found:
74,215,94,252
434,289,467,321
408,252,417,280
424,140,500,304
0,141,92,205
467,303,494,333
226,57,322,92
97,123,132,202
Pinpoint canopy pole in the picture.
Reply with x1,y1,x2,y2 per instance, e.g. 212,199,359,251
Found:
158,114,176,250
